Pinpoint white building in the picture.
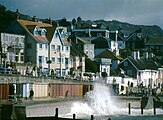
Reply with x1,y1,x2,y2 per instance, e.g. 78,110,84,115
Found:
0,33,25,66
119,52,163,88
49,26,71,77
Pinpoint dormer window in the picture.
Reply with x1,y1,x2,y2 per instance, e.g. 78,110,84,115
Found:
34,31,38,36
34,26,38,36
61,31,65,38
39,43,42,49
137,33,141,38
41,29,47,37
54,31,58,38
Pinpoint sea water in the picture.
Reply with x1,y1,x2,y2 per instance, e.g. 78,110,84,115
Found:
26,82,163,119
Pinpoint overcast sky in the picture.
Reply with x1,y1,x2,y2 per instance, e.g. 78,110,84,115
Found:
1,0,163,29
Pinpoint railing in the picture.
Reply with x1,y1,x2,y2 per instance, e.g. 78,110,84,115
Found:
0,74,94,84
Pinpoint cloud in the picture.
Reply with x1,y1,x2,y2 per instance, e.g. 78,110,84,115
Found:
1,0,163,28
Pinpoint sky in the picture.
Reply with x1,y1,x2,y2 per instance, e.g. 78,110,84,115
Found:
1,0,163,29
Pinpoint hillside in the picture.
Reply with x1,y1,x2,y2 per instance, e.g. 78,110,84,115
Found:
0,4,163,37
94,20,163,37
0,4,30,33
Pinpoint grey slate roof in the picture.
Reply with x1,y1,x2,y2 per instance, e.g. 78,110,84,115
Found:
127,56,162,70
91,36,112,49
70,42,85,57
95,49,123,60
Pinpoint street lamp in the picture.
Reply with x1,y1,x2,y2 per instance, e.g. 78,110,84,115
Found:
60,52,65,78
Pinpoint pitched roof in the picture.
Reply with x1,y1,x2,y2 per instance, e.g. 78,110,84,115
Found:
91,37,112,49
81,37,97,42
18,20,52,28
95,49,123,60
145,36,163,45
63,39,70,45
70,42,85,57
127,56,162,70
17,19,56,43
34,35,49,42
126,33,142,42
76,37,91,44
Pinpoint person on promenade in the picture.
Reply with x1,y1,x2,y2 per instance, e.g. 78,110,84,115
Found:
65,90,69,99
29,89,34,100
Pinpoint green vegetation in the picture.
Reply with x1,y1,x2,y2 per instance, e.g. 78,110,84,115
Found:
0,4,17,32
119,48,132,58
101,72,108,78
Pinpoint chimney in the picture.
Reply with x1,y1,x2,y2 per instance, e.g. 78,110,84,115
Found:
56,21,59,27
143,52,148,59
132,51,140,59
115,30,118,42
32,16,37,22
75,37,78,44
17,14,20,20
49,17,52,25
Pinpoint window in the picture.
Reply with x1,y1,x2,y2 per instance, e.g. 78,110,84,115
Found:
54,31,58,38
45,57,48,62
119,43,122,47
34,30,38,36
62,58,64,63
85,50,88,55
41,30,46,37
52,57,55,63
66,46,69,51
39,56,43,63
45,44,48,50
103,68,106,72
39,44,42,49
61,31,64,38
5,36,8,41
20,53,24,61
80,58,82,62
57,45,61,51
52,45,55,50
65,58,68,64
15,56,19,62
57,58,61,63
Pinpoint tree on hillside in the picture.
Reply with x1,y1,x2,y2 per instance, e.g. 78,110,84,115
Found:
0,4,17,32
119,48,131,58
72,18,76,26
0,4,6,13
77,17,82,28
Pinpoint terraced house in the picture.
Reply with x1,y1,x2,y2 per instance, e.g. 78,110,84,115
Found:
0,33,25,74
5,18,71,77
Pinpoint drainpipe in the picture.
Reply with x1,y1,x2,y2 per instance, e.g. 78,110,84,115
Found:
48,43,50,76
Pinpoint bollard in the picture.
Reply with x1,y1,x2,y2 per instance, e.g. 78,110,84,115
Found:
153,99,156,115
91,115,94,120
141,106,143,114
0,105,1,120
73,114,76,119
55,108,58,118
128,103,131,114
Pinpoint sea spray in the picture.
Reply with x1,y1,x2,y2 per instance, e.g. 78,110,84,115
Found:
71,82,118,115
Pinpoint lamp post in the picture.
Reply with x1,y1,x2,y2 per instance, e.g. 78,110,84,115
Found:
60,52,62,77
59,52,66,78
